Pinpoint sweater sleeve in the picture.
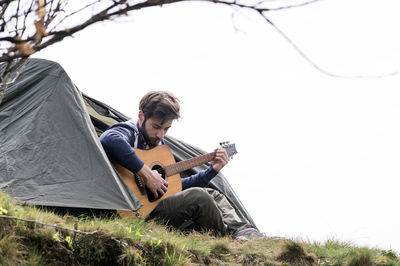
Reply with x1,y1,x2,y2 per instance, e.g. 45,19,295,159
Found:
100,125,144,173
181,165,219,190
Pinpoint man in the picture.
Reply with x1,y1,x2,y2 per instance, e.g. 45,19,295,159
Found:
100,91,264,240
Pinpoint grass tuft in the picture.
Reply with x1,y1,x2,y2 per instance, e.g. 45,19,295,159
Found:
277,240,318,265
347,248,375,266
0,232,26,265
210,242,231,260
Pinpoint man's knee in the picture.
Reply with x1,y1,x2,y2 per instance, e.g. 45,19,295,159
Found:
185,187,214,206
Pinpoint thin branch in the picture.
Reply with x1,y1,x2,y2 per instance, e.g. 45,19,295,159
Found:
0,36,35,42
47,0,101,32
196,0,325,12
255,0,324,11
14,0,20,32
44,1,64,28
20,0,35,37
259,12,399,78
0,0,14,5
205,0,399,78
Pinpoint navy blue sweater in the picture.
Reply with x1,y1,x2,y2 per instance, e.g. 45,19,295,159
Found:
99,121,218,190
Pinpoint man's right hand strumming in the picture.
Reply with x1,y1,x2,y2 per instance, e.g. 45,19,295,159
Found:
138,164,168,198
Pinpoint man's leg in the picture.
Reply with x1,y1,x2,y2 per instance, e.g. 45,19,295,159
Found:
205,188,266,240
149,187,228,235
205,188,254,234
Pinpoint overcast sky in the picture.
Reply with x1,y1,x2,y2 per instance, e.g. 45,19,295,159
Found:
36,0,400,252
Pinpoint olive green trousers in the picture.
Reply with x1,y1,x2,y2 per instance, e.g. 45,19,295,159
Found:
149,187,252,236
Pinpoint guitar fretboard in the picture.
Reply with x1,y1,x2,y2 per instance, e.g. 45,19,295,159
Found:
164,152,215,177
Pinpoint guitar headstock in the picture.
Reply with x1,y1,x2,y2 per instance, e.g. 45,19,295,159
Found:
220,141,238,158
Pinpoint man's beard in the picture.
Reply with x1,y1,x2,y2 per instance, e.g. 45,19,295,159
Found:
140,121,161,148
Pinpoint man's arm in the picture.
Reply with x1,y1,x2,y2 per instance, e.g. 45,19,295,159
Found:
100,125,167,198
100,128,144,173
181,148,229,190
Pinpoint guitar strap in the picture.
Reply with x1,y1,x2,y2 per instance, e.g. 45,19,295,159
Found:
133,130,140,149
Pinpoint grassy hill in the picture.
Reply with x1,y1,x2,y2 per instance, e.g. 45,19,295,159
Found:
1,191,399,265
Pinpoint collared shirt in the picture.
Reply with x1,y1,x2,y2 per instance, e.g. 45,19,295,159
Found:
100,120,218,190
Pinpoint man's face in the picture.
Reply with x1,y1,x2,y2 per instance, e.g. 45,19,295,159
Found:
140,116,173,147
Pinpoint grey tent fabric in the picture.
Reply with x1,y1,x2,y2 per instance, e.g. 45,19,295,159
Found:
0,58,139,211
0,58,257,228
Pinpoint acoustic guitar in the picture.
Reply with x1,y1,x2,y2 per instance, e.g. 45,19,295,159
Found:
115,142,237,219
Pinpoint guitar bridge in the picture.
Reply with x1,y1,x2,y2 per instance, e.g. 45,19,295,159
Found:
134,174,146,195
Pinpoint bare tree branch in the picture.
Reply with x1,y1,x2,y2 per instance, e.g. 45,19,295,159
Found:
0,0,398,90
197,0,324,12
259,12,399,79
256,0,325,11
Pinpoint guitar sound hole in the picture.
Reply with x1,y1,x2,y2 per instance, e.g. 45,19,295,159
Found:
146,164,167,202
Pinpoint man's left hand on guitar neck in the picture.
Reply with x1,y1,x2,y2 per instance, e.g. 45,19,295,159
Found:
211,148,229,172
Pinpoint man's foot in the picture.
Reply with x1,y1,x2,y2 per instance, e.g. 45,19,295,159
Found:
233,228,267,241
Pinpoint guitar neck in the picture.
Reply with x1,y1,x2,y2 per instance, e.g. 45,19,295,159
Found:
164,152,215,177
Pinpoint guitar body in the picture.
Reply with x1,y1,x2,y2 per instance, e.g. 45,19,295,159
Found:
115,145,182,219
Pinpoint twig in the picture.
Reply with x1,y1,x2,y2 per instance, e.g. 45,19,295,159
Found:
259,12,399,79
47,0,101,32
207,0,399,78
256,0,325,11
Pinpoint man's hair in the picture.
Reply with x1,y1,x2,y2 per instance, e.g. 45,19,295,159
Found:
139,91,181,124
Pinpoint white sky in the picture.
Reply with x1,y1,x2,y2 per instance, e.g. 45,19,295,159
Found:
36,0,400,252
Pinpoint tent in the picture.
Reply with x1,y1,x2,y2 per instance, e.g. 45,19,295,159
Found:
0,58,257,228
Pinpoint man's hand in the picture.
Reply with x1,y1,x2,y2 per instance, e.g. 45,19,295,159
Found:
211,148,229,172
138,165,168,198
